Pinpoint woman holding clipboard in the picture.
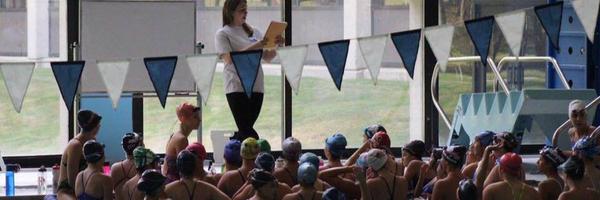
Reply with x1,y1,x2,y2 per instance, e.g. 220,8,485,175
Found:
215,0,284,141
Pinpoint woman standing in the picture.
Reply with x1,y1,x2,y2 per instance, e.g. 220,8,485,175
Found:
215,0,282,141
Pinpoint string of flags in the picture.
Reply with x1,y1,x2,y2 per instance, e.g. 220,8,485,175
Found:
1,0,598,112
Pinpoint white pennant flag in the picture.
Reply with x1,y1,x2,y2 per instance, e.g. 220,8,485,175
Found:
425,25,455,72
358,35,388,85
186,54,218,105
97,60,130,109
495,10,526,57
277,45,308,95
0,63,35,113
573,0,600,42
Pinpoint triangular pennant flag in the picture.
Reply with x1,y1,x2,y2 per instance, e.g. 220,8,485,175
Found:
424,25,455,72
51,61,85,110
535,1,564,51
143,56,178,108
318,39,350,90
97,60,130,109
465,16,495,66
277,45,308,95
186,54,218,105
495,10,526,57
358,35,388,85
0,63,35,113
390,29,421,79
572,0,600,42
230,50,263,98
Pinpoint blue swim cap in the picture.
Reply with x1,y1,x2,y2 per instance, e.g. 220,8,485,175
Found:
325,133,347,157
573,136,600,159
299,152,320,167
297,162,318,185
255,152,275,172
475,131,495,148
224,140,242,166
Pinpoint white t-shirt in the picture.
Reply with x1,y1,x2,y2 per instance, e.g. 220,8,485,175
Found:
214,25,264,94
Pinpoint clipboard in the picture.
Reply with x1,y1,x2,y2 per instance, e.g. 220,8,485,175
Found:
264,21,287,49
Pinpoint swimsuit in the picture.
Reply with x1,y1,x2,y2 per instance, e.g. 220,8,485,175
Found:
77,172,102,200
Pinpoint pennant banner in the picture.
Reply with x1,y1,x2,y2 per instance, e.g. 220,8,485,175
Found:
535,1,564,51
0,63,35,113
231,50,263,98
144,56,178,108
465,16,495,66
425,25,455,72
318,40,350,91
495,10,526,57
358,35,388,85
51,61,85,111
277,45,308,95
572,0,600,42
186,54,218,105
391,29,421,79
97,60,130,109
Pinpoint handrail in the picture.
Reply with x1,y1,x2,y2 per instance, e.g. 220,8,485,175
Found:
494,56,571,91
551,95,600,146
432,57,507,129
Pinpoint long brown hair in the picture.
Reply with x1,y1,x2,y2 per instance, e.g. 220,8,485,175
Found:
223,0,254,37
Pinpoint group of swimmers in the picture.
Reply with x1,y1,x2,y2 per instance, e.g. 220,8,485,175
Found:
52,100,600,200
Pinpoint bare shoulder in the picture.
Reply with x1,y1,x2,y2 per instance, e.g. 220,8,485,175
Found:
282,192,299,200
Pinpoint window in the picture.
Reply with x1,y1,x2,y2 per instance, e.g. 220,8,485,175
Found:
291,0,412,150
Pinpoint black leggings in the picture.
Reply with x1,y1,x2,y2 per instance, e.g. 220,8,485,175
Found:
226,92,264,141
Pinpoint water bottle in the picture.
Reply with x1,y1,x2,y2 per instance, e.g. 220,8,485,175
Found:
38,166,47,195
6,170,15,196
52,164,60,194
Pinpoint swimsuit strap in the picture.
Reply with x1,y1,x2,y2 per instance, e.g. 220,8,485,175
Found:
380,176,394,200
284,168,298,185
238,169,246,183
82,171,101,199
506,181,524,200
115,162,136,187
183,181,197,200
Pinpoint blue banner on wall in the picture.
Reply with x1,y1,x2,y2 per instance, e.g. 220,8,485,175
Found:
51,61,85,111
465,16,495,66
143,56,178,108
535,1,564,51
231,50,263,98
318,40,350,91
391,29,421,79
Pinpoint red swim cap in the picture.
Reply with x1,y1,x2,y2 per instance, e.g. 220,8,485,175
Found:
498,152,522,177
186,142,207,161
371,132,391,149
176,102,199,123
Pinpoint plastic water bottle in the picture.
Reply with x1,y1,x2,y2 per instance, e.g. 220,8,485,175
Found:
52,164,60,194
6,170,15,196
38,166,47,195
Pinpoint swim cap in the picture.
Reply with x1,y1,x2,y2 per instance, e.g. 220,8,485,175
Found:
569,100,585,114
458,179,477,200
371,132,391,149
540,146,567,167
186,142,207,161
367,149,387,171
558,156,585,180
356,152,369,169
176,102,200,123
475,131,495,148
137,169,166,196
323,187,347,200
325,133,347,157
404,140,426,158
442,145,467,167
122,132,143,155
241,138,260,160
282,137,302,161
257,139,271,153
364,124,386,139
83,140,105,163
297,162,318,185
255,152,275,172
224,140,242,166
249,169,275,189
77,110,102,132
299,152,320,167
572,136,600,159
494,132,519,151
498,152,522,177
133,147,158,169
176,150,196,178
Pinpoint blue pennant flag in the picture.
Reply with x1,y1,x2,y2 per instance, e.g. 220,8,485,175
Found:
390,29,421,79
318,40,350,91
535,1,564,51
230,49,263,98
144,56,178,108
51,61,85,111
465,16,495,66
